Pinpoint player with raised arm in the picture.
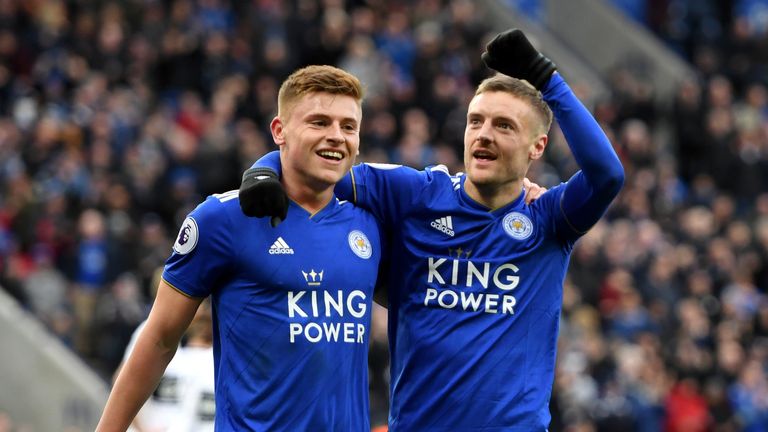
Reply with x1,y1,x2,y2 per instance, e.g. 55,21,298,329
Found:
239,29,624,430
96,65,382,431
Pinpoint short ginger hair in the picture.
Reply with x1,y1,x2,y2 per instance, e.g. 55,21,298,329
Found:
277,65,364,119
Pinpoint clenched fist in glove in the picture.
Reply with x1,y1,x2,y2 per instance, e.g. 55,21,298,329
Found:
481,29,556,90
239,167,288,227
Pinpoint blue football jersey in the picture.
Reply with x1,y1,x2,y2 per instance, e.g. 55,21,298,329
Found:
349,163,575,431
247,73,623,430
162,190,381,431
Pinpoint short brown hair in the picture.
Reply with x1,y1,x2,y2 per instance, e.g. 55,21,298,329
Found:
476,74,553,134
278,65,364,118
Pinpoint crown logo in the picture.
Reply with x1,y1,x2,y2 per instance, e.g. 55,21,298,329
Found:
302,269,324,286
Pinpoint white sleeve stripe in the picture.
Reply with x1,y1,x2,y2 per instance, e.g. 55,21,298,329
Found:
213,190,239,202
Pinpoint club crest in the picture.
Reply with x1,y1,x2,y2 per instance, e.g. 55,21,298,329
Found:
348,230,372,259
502,212,533,240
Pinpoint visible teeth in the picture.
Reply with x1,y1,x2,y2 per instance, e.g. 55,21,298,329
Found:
319,151,343,160
474,151,494,159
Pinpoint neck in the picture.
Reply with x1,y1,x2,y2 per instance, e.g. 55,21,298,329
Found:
463,178,523,210
282,175,334,215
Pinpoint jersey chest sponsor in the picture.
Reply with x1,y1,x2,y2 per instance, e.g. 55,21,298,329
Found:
423,255,522,315
287,289,368,344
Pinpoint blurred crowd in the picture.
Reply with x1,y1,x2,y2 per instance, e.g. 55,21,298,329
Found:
546,0,768,430
1,0,767,430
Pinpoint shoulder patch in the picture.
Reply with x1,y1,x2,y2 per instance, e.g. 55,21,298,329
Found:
173,217,199,254
212,190,238,202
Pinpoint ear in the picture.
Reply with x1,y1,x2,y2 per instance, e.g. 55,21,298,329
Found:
270,117,286,146
529,134,548,161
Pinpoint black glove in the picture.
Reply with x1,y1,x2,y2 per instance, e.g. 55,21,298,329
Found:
481,29,556,90
239,167,288,228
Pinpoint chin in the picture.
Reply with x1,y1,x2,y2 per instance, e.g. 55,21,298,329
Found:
466,171,493,185
317,171,345,186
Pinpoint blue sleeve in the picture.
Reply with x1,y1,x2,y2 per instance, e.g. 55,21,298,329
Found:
162,195,236,298
253,150,282,175
348,163,430,226
252,151,356,202
542,73,624,241
252,153,429,226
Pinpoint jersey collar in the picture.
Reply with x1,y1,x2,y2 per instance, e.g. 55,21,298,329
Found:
288,194,341,222
458,175,526,217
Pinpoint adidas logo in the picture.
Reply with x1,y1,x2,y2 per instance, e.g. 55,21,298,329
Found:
269,237,294,254
430,216,455,237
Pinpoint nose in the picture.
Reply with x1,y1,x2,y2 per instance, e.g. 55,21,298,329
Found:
475,120,493,144
327,122,345,144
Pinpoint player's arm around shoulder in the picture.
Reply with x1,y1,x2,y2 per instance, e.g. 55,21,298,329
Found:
349,162,441,225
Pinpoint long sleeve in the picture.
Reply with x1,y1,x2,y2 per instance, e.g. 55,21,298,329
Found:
542,73,624,238
251,151,356,201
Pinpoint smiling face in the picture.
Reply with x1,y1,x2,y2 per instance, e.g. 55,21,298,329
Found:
272,91,361,191
462,77,551,208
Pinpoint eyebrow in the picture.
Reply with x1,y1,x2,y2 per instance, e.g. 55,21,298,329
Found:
467,111,518,125
494,115,518,125
306,112,359,126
